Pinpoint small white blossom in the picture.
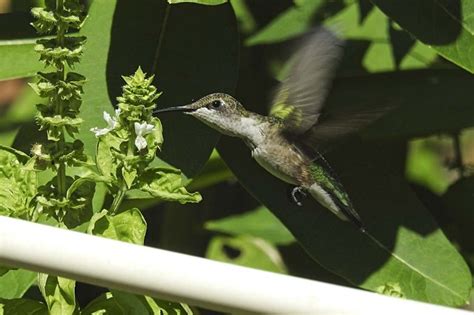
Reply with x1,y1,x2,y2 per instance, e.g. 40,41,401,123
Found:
90,111,119,137
134,121,155,150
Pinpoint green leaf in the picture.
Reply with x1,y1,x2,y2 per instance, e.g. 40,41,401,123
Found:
81,292,119,315
218,138,472,306
1,42,35,79
0,298,47,315
406,137,453,194
168,0,227,5
0,149,37,218
206,235,287,274
122,168,137,189
135,168,202,204
37,274,76,315
0,269,36,299
88,209,147,245
95,133,123,182
66,173,111,200
75,0,238,180
371,0,474,73
205,206,295,245
82,291,193,315
0,82,39,147
0,145,30,162
323,3,437,73
186,150,235,191
246,0,324,46
145,296,193,315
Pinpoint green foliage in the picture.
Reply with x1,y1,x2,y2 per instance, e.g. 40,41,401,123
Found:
0,270,36,299
0,148,37,218
371,0,474,73
0,42,39,80
74,0,238,178
37,274,76,315
88,209,147,244
0,298,47,315
92,68,201,210
0,0,207,312
82,291,193,315
406,137,454,194
245,0,324,45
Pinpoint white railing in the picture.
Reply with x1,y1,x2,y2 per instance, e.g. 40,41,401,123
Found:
0,215,469,314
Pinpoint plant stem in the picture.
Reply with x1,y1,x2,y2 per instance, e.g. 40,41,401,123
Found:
110,185,126,214
56,0,67,206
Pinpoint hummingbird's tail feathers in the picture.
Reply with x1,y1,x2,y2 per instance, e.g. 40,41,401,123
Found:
308,159,365,230
308,182,364,229
330,191,366,231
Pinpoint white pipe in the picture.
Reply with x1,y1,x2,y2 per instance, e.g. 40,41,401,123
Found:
0,215,469,314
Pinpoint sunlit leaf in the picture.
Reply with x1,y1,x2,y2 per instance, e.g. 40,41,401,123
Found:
88,208,147,245
37,274,76,315
205,206,295,245
0,269,36,299
371,0,474,73
206,235,287,273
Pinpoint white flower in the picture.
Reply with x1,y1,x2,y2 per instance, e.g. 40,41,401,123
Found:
90,110,120,137
134,121,155,150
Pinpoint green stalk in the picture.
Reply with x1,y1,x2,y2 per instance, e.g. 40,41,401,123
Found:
56,0,67,202
110,185,126,214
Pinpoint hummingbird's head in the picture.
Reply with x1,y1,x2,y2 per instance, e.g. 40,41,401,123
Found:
153,93,251,137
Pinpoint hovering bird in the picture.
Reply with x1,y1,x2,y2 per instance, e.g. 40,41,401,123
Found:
154,28,387,231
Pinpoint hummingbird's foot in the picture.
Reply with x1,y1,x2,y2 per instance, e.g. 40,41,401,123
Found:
291,186,307,206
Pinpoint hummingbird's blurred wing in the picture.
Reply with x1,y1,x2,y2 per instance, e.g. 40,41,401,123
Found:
299,102,394,153
269,27,343,135
270,28,395,153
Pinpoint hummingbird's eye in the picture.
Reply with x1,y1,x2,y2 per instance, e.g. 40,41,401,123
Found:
210,100,222,109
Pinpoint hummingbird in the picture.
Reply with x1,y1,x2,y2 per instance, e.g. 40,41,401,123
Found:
154,28,387,231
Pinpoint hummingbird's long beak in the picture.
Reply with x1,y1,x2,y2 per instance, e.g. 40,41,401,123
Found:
153,104,195,115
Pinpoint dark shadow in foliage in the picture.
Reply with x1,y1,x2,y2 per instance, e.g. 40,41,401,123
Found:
12,121,46,153
222,244,241,259
244,0,294,28
388,21,416,69
357,0,374,25
311,0,347,23
372,0,462,45
337,39,371,75
0,12,36,40
106,0,239,177
280,243,351,286
443,177,474,253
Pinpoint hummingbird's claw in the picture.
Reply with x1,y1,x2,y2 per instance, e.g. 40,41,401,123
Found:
291,186,307,206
